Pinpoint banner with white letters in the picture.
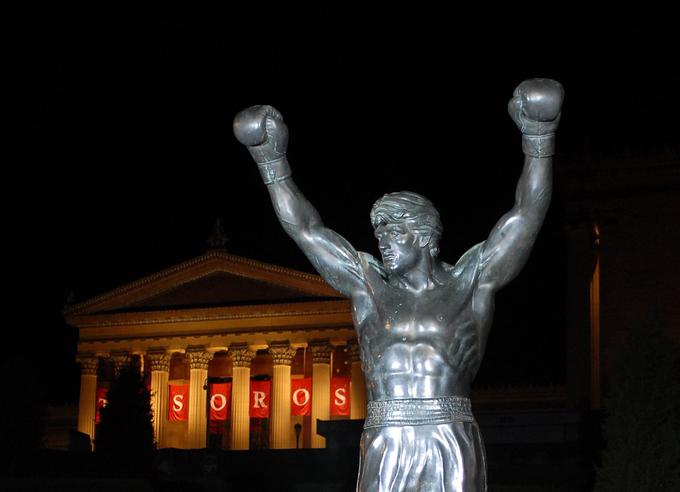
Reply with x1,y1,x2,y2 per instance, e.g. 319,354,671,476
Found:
209,382,231,420
95,387,108,424
168,384,189,421
250,380,271,418
330,377,351,416
290,377,312,416
165,377,353,421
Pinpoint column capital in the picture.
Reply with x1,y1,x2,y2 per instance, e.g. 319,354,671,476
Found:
147,350,171,372
230,344,257,368
268,342,297,366
347,339,362,362
186,346,214,370
309,340,332,364
110,351,131,376
76,354,99,375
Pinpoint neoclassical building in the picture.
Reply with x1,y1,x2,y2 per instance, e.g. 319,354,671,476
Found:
64,247,366,450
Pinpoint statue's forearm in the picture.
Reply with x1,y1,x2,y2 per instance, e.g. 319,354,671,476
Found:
262,162,324,239
514,155,552,220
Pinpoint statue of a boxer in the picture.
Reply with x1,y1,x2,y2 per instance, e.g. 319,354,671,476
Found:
233,78,564,492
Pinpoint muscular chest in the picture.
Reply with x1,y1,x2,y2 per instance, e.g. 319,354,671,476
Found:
355,280,473,345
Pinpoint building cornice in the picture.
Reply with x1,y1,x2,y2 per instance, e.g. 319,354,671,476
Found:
70,299,351,329
76,327,357,355
72,300,353,346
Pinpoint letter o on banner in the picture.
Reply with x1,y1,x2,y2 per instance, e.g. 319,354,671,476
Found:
291,378,312,416
211,394,227,411
292,389,309,406
209,382,231,420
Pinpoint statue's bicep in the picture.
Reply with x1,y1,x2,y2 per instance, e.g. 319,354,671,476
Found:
300,230,366,297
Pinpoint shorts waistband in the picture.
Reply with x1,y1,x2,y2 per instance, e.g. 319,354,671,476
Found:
364,396,474,429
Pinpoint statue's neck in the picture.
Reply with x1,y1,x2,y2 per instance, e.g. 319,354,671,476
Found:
389,256,445,293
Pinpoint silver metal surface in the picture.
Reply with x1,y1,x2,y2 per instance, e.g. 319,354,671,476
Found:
233,78,564,492
359,422,487,492
364,396,474,428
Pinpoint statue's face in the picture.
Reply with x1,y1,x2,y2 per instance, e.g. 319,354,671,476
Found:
375,223,423,275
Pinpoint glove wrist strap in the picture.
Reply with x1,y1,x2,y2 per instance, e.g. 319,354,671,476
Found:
522,134,556,158
257,157,292,185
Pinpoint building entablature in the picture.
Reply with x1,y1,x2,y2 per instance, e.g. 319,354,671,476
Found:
76,326,357,356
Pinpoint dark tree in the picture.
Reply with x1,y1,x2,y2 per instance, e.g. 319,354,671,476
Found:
96,364,155,477
594,321,680,491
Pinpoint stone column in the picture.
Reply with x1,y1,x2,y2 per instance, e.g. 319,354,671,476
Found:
589,222,602,410
186,347,214,449
310,341,332,448
131,352,145,374
147,350,171,448
76,354,99,449
564,222,599,409
230,345,256,450
269,342,297,449
348,341,367,419
110,351,131,377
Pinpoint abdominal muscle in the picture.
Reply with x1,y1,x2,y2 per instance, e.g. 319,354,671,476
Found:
364,339,474,400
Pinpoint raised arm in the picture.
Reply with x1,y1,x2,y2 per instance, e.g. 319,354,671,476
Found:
477,79,564,292
233,105,365,298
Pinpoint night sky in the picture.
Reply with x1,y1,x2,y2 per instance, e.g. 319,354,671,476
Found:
7,3,679,402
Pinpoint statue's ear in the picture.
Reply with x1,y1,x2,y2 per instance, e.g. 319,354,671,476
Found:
417,234,431,249
417,234,440,257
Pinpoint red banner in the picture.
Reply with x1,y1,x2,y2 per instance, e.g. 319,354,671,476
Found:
168,384,188,421
95,387,108,424
250,380,271,418
330,377,351,416
291,378,312,416
209,382,231,421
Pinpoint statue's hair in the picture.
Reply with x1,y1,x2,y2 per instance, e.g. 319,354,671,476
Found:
370,191,443,255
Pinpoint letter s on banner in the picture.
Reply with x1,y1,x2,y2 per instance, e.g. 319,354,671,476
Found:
250,380,271,418
209,382,231,420
330,377,351,416
291,377,312,416
168,383,189,421
95,387,108,424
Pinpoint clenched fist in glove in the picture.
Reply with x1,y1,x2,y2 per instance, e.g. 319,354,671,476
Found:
508,78,564,157
233,105,291,184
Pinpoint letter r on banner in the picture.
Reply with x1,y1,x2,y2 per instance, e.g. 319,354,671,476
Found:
250,379,271,418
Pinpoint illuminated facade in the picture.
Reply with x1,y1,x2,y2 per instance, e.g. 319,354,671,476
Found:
64,249,366,450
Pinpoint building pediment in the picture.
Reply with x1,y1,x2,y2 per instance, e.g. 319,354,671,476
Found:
64,250,343,318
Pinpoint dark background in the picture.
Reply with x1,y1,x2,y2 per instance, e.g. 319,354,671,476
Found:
6,2,679,402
